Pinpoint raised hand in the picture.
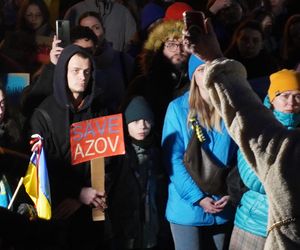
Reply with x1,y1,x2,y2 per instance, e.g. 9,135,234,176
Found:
49,35,64,65
183,18,223,62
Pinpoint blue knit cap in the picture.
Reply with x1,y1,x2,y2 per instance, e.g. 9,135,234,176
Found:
188,54,205,80
141,2,164,31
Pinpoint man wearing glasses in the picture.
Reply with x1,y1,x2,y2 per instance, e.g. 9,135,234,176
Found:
124,19,190,137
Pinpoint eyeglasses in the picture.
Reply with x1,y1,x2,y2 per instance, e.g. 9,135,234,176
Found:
164,42,183,52
276,92,300,103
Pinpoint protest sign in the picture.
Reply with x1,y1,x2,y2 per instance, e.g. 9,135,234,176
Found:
70,114,125,165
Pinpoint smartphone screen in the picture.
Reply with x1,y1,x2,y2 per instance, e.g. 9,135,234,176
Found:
56,20,70,48
183,11,205,34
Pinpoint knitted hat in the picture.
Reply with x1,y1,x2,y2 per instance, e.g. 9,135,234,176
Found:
188,54,205,80
141,2,164,31
268,69,300,101
164,2,193,21
124,96,154,125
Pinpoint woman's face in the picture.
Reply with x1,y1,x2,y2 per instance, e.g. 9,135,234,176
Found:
195,66,210,103
80,16,104,39
218,2,243,25
237,28,263,58
272,90,300,113
25,4,43,30
0,90,6,123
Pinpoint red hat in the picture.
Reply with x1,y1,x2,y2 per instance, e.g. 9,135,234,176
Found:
164,2,193,21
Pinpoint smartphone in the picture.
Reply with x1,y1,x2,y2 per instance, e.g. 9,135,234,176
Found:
56,20,70,48
183,11,206,34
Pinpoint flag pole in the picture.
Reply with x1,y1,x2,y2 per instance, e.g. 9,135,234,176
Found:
7,177,24,210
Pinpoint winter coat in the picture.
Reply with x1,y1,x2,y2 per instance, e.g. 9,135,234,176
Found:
235,96,300,237
109,135,161,249
64,0,136,51
161,91,236,226
203,58,300,249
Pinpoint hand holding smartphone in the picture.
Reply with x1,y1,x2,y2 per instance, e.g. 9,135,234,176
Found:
182,12,224,62
55,20,70,48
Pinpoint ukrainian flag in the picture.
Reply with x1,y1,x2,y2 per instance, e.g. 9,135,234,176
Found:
23,147,51,219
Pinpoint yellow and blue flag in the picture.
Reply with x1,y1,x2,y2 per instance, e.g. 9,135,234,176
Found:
23,147,51,219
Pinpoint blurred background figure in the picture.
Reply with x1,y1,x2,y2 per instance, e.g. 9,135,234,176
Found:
127,1,165,58
206,0,245,51
0,84,28,211
246,7,277,55
225,20,279,80
225,20,280,100
16,0,53,36
0,30,39,75
281,14,300,69
64,0,137,52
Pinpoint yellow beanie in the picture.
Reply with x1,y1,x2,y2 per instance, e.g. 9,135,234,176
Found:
268,69,300,101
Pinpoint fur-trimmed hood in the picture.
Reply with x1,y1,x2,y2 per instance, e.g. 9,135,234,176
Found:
140,20,184,74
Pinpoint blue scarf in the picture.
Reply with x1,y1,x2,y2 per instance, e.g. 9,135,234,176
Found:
264,96,300,129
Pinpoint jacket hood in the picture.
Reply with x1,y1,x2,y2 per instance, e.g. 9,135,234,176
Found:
53,44,96,110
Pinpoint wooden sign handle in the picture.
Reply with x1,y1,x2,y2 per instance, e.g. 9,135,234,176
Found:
91,157,105,221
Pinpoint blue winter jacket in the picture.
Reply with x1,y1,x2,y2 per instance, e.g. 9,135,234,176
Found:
161,92,236,226
234,96,300,237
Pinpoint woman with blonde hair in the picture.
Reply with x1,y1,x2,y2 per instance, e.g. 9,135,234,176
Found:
161,55,237,250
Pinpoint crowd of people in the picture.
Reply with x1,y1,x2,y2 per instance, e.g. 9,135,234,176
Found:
1,0,300,249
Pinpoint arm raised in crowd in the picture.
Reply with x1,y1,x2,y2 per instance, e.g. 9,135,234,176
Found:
183,18,300,250
183,18,292,182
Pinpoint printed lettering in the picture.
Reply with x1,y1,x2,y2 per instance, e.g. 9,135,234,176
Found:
94,137,107,154
74,143,84,160
108,117,119,134
72,125,83,141
84,122,96,138
107,136,119,152
85,140,96,157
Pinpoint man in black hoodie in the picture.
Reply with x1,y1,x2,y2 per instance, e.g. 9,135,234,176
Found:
29,44,110,249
